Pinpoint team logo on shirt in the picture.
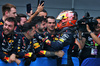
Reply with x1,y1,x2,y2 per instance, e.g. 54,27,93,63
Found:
0,22,3,25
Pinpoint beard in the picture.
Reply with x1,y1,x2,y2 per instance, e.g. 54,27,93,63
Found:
38,27,44,32
3,28,14,36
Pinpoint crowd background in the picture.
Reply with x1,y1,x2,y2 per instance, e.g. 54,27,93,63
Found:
0,0,100,20
0,0,100,66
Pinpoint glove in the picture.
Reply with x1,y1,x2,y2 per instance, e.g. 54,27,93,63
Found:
24,58,31,66
31,54,36,61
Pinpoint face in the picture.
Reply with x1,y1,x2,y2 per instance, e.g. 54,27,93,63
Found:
95,19,100,32
20,17,27,26
3,20,15,35
38,12,47,18
7,7,17,18
38,21,46,32
47,18,56,31
29,26,36,38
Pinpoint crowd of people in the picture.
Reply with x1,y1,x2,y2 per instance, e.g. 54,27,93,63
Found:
0,2,100,66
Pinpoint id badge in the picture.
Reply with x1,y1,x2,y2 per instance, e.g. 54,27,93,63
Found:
91,48,97,55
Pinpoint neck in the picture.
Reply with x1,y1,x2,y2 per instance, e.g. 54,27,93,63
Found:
47,29,55,35
2,16,7,21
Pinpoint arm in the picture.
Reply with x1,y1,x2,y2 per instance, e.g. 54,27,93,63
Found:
75,31,86,49
42,32,75,50
9,53,16,63
27,3,44,23
32,38,64,57
86,24,100,45
39,50,64,57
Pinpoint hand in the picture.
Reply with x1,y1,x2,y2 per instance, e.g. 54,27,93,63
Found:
86,24,91,32
36,3,44,12
55,50,64,57
26,9,33,17
15,58,21,65
9,54,16,63
31,54,36,61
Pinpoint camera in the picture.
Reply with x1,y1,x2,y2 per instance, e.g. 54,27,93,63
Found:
77,12,98,32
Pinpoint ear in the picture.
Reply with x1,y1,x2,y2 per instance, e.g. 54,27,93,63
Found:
5,11,9,16
17,22,20,25
14,26,17,31
36,24,39,28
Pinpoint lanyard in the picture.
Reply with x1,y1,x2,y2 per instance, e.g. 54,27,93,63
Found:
93,33,100,46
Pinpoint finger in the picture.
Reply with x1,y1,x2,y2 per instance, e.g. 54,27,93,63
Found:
41,2,44,6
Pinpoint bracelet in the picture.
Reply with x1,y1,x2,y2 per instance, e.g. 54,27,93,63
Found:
89,31,93,34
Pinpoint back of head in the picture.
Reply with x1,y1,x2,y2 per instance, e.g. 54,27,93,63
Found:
41,9,47,13
2,3,16,16
22,22,33,32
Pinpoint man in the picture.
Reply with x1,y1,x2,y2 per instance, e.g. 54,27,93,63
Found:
31,16,64,57
0,3,17,31
0,17,21,65
39,11,78,66
79,16,100,64
37,9,47,18
17,22,37,66
17,21,64,66
15,14,27,32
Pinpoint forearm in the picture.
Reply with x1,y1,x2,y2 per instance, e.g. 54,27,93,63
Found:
45,51,56,57
90,32,100,45
27,11,39,23
76,38,86,49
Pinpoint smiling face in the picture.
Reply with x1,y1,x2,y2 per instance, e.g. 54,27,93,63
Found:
95,19,100,32
7,7,17,18
47,18,56,31
3,20,15,35
19,17,27,26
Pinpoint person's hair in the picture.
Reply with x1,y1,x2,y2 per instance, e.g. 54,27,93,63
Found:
46,16,56,22
40,9,47,13
22,22,33,32
2,3,16,16
5,17,17,27
95,16,100,20
16,14,27,23
31,16,47,26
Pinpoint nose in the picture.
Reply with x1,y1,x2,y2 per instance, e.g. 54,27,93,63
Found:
15,13,17,17
5,25,8,29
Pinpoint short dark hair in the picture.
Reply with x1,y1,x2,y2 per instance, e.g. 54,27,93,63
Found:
46,16,56,22
16,14,27,23
95,16,100,20
5,17,17,27
31,16,47,26
41,9,47,13
22,22,33,32
2,3,16,16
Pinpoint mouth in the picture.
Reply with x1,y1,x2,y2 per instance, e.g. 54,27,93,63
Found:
4,29,9,34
